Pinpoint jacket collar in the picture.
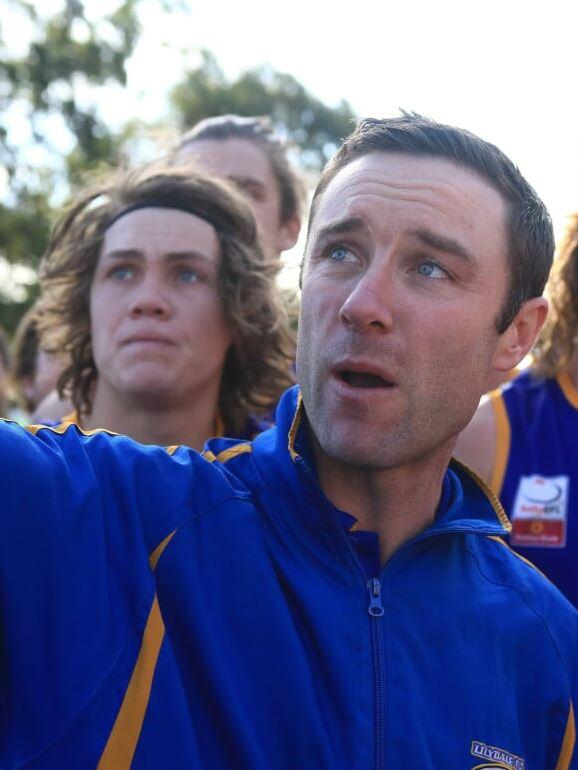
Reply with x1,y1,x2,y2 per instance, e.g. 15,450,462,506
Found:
273,385,510,538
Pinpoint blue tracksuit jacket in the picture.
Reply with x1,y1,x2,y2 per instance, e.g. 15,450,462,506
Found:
0,385,576,769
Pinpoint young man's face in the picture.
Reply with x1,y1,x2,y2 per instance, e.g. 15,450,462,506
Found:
90,207,232,409
177,137,299,260
297,152,511,470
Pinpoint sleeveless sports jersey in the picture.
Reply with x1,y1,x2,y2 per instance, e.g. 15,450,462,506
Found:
490,368,578,606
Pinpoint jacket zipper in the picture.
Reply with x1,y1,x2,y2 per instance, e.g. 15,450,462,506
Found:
368,577,385,770
295,457,390,769
292,454,508,770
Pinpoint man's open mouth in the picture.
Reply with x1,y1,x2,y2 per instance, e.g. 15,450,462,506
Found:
337,370,394,389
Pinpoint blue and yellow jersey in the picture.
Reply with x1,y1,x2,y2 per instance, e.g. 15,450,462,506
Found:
0,386,576,768
490,368,578,606
51,409,273,442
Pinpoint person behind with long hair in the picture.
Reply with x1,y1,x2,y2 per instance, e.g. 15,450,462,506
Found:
456,211,578,605
37,162,295,448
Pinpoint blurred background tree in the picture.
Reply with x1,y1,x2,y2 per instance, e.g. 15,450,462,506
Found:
0,1,356,334
0,0,143,331
171,50,356,170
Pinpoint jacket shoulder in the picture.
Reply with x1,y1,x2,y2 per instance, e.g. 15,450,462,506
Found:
472,534,578,667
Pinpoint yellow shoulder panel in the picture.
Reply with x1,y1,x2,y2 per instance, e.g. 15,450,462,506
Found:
555,702,575,770
489,389,511,496
558,371,578,411
25,421,119,438
96,594,164,770
203,443,252,464
97,530,178,768
148,530,177,571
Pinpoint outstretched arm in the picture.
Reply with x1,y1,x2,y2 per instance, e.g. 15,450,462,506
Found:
0,419,204,765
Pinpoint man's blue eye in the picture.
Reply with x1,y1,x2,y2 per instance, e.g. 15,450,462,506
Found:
329,246,353,263
417,261,445,279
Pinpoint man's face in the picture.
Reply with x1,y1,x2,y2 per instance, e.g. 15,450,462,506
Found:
90,207,232,408
297,152,511,470
177,137,298,259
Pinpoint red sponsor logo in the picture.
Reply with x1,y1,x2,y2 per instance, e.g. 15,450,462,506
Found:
511,518,566,548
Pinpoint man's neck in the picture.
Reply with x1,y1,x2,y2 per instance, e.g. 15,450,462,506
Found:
84,383,220,450
313,442,453,565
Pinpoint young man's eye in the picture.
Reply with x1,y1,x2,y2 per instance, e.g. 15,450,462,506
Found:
176,268,199,284
109,265,135,281
416,260,448,279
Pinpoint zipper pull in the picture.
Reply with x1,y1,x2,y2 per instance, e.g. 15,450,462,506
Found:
367,578,384,617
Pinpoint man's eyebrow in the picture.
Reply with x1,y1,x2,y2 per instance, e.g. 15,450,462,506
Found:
409,228,476,264
313,216,371,242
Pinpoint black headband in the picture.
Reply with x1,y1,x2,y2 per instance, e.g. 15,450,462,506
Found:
105,200,204,231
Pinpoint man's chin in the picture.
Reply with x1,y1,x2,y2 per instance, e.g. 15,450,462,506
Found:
315,428,400,472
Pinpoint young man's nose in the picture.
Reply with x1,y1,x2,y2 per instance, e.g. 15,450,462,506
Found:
338,260,395,333
128,278,172,318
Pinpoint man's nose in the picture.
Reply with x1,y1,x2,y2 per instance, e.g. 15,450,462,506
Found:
338,261,395,333
128,277,172,319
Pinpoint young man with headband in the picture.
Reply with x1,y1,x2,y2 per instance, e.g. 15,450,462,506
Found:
36,163,294,447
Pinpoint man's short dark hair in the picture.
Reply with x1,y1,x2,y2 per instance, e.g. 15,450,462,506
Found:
308,114,554,333
175,115,305,226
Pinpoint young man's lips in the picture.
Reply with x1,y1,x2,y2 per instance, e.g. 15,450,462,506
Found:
122,336,175,347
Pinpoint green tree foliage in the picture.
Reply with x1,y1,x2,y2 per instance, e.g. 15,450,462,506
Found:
171,51,356,170
1,0,140,178
0,0,143,333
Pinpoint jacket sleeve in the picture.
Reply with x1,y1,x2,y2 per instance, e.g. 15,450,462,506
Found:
568,644,578,769
551,603,578,770
0,420,203,768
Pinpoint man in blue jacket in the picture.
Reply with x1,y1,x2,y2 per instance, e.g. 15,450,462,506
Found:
0,115,575,770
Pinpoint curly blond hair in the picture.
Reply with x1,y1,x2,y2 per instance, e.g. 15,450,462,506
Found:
38,162,296,435
534,211,578,378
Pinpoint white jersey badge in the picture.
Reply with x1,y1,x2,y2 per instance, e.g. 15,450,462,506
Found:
510,474,569,548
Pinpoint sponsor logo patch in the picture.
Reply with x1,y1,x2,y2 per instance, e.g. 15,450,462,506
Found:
510,474,569,548
470,740,525,770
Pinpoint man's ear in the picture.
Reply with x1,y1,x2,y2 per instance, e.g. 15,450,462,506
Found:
491,296,549,372
277,214,301,253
